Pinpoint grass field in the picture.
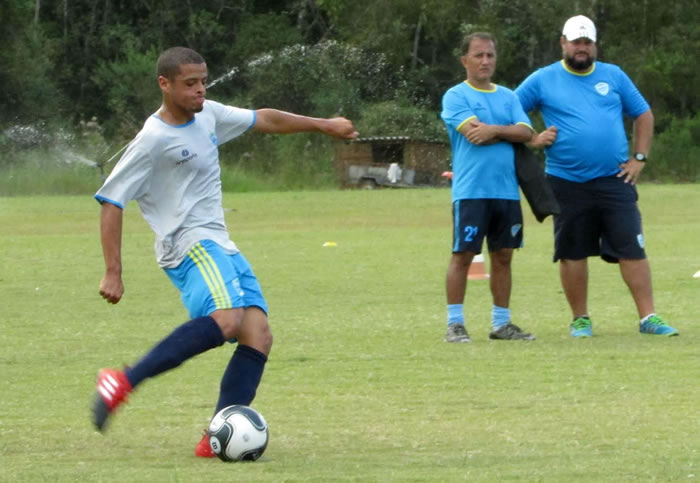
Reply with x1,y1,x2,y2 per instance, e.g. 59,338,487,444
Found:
1,185,698,482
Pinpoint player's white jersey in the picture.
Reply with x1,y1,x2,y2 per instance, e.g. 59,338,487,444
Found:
95,100,255,268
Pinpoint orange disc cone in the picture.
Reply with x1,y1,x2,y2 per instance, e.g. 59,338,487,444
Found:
468,253,489,280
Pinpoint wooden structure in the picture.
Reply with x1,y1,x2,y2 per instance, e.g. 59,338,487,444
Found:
334,136,450,188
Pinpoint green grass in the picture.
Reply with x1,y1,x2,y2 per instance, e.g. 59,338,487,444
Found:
0,156,105,196
1,185,698,482
0,137,339,196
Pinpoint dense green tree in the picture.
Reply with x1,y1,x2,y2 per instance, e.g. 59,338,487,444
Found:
0,0,697,180
0,2,63,124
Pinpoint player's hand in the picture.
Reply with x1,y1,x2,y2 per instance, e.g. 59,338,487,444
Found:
99,272,124,304
617,158,645,185
529,126,557,148
465,120,497,145
321,117,359,140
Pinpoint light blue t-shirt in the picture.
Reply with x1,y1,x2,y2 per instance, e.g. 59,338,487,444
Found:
516,60,650,182
441,81,532,202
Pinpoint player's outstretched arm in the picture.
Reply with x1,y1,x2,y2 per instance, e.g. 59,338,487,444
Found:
99,202,125,304
253,108,359,139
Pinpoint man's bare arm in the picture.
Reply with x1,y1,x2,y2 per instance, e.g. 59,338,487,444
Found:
617,109,654,185
253,109,358,139
99,202,125,304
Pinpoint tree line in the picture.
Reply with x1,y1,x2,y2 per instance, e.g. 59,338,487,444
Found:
1,0,698,181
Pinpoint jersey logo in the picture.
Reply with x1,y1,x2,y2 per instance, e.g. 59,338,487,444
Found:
231,278,245,297
210,132,218,145
594,82,610,96
176,149,198,165
511,224,522,237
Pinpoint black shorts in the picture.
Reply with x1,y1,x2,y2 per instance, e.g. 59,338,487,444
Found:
451,199,523,254
548,175,646,263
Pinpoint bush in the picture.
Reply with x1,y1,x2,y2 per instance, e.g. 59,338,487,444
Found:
355,100,446,141
219,132,338,190
644,115,700,182
91,42,160,137
223,41,397,120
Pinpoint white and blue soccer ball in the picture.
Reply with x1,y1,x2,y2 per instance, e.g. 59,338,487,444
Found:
208,405,269,462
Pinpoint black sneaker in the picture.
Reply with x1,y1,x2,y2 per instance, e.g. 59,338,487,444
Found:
445,324,471,343
489,322,535,340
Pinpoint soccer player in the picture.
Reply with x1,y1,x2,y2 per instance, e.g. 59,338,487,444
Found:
516,15,678,337
92,46,358,456
440,33,536,343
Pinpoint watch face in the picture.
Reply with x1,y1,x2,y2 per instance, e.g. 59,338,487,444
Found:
635,153,646,161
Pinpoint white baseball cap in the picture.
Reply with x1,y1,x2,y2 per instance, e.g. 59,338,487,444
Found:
562,15,597,42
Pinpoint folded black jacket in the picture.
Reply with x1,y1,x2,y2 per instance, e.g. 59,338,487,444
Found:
514,143,560,222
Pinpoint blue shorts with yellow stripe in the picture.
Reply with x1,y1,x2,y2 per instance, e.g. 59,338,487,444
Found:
165,240,268,319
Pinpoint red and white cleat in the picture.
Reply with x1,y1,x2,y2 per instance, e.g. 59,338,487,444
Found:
92,368,132,431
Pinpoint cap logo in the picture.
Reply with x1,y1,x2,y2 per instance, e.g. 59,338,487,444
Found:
595,82,609,96
563,15,597,42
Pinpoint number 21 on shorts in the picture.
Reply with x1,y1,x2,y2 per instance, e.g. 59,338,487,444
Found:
464,226,478,242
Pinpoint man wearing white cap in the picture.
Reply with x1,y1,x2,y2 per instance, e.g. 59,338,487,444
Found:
515,15,678,338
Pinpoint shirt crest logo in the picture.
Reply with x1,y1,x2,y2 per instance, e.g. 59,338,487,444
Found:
594,82,610,96
176,148,198,165
210,132,218,145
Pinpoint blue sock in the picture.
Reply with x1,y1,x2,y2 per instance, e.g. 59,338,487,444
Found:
125,316,225,388
492,305,510,330
214,344,268,414
447,304,465,326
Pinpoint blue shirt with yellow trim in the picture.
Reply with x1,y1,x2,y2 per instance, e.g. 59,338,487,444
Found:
516,60,650,182
441,81,532,202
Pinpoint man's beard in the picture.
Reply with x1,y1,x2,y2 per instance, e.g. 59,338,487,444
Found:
565,53,594,70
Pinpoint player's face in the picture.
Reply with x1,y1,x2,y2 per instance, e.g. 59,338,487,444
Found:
461,38,496,85
561,37,597,71
161,63,208,115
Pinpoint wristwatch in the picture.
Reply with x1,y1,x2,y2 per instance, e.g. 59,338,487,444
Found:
633,152,647,162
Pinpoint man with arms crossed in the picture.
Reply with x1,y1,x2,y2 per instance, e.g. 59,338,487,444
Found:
441,33,535,343
92,47,358,456
516,16,678,337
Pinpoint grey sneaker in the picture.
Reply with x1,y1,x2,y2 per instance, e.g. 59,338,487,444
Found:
489,322,535,340
445,324,471,343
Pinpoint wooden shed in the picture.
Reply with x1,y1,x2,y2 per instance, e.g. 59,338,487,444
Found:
334,136,450,188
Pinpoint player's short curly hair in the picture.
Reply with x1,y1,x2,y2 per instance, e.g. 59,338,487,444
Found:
461,32,496,55
156,47,205,79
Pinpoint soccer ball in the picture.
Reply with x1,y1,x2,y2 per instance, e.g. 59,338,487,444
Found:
207,405,269,462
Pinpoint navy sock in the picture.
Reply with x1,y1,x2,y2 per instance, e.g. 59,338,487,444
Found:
214,344,268,414
125,316,225,388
